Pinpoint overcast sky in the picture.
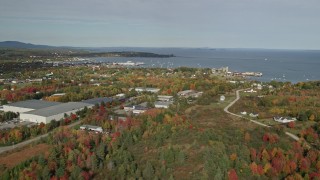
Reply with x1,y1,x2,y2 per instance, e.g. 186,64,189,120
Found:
0,0,319,49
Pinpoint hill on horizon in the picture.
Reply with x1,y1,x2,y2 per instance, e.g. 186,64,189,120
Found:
0,41,56,49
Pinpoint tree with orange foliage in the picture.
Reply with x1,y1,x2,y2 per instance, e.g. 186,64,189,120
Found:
244,132,251,143
250,162,258,175
309,114,315,121
250,148,257,162
230,153,237,161
190,83,196,90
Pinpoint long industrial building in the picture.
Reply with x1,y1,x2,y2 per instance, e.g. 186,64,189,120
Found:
20,102,93,124
3,100,62,113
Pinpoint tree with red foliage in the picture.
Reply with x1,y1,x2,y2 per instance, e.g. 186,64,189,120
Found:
6,93,13,101
81,171,91,180
263,133,269,142
271,156,285,174
292,142,304,154
257,165,264,175
262,133,279,144
299,158,310,173
309,172,320,179
287,121,295,128
50,176,58,180
59,174,69,180
71,113,77,121
307,150,318,162
269,134,279,144
99,105,106,116
228,169,238,180
64,118,71,125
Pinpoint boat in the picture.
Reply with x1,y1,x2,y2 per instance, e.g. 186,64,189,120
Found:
116,61,145,66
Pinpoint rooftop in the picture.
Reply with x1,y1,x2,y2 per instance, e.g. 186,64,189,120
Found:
135,87,160,92
4,100,62,110
155,101,172,106
82,97,113,105
23,102,92,117
80,124,102,129
158,95,173,98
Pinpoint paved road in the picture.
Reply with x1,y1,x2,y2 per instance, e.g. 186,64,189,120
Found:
0,120,82,154
224,89,300,141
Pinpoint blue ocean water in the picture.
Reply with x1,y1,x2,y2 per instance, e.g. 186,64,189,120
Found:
92,48,320,83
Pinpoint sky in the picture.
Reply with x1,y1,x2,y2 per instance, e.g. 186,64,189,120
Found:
0,0,320,49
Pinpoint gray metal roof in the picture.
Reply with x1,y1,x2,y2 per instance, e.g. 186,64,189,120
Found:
155,101,173,106
4,100,61,109
82,97,113,105
23,102,92,117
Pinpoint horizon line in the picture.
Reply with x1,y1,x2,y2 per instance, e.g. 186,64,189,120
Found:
1,40,320,51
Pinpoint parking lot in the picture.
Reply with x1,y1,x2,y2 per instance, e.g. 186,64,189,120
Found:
0,119,37,130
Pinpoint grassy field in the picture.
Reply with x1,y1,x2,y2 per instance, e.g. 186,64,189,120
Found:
0,143,50,176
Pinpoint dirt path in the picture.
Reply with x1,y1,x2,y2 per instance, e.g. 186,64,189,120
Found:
224,89,300,141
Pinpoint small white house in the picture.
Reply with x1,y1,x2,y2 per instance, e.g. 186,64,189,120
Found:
132,106,149,114
220,95,225,102
240,111,247,115
257,84,263,90
135,87,160,93
124,105,148,114
80,125,103,133
155,101,172,109
157,95,173,102
273,117,296,123
124,105,134,112
249,113,259,118
116,93,126,98
177,90,203,98
244,89,257,93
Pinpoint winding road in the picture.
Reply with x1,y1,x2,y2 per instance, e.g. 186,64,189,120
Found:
0,120,82,154
224,89,300,141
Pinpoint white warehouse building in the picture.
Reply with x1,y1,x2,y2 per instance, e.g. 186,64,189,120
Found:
20,102,93,124
3,100,61,113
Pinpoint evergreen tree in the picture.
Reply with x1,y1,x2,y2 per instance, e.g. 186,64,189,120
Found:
214,168,223,180
135,168,142,179
91,155,99,170
176,151,186,164
168,175,175,180
41,166,50,178
56,166,65,178
96,143,107,161
38,155,46,166
143,162,155,179
70,165,82,179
